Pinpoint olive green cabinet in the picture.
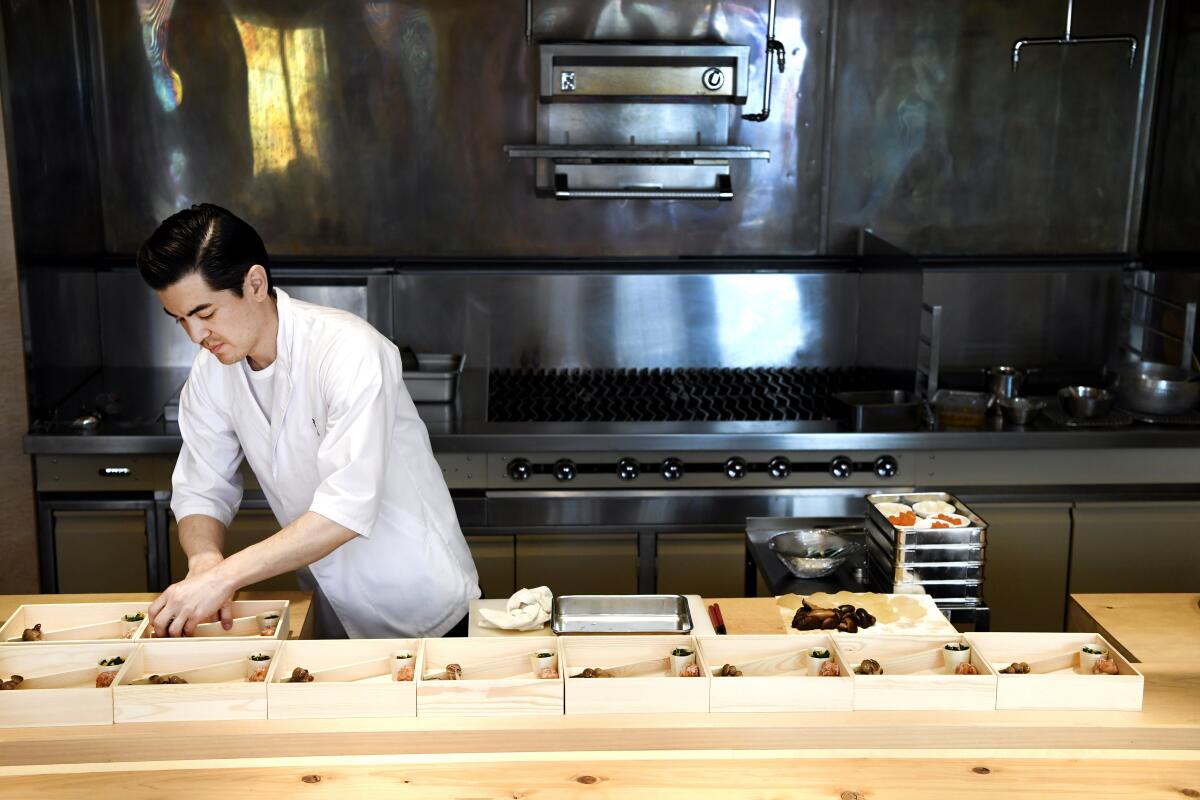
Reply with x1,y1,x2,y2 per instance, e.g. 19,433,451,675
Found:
466,535,515,600
52,511,152,593
656,532,745,598
1070,502,1200,594
514,533,638,595
968,502,1072,632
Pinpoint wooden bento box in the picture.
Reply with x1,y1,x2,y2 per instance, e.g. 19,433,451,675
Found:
1,602,151,644
832,634,997,711
268,639,420,720
141,600,291,641
0,643,138,727
113,640,282,723
697,634,853,712
417,637,564,717
966,632,1144,711
561,635,709,715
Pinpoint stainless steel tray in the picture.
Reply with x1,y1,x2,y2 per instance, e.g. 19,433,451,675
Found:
551,594,693,635
868,561,984,600
866,492,987,546
866,524,984,564
867,538,985,583
404,353,465,403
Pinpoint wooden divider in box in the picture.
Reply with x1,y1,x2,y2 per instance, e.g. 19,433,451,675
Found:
113,640,282,723
138,600,290,641
268,639,421,720
831,634,997,711
697,634,853,712
966,632,1144,711
561,635,709,715
417,637,563,717
0,643,137,727
0,603,150,644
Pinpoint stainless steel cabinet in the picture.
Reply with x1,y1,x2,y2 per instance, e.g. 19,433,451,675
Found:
168,509,298,592
1070,502,1200,594
515,534,638,595
466,535,515,600
656,532,745,598
967,502,1072,632
51,510,151,593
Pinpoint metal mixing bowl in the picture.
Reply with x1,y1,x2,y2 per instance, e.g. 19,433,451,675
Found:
1108,361,1200,416
997,396,1045,425
1058,386,1114,419
768,529,862,579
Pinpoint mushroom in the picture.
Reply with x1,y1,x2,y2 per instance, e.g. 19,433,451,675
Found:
0,674,23,690
818,661,840,677
575,667,612,678
21,624,42,642
719,663,743,677
148,674,189,684
1092,657,1120,675
445,663,462,681
286,667,315,683
999,662,1031,674
836,615,858,634
854,659,883,675
955,662,979,675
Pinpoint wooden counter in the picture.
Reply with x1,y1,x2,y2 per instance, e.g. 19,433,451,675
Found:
0,593,1196,799
0,591,315,641
1068,593,1200,663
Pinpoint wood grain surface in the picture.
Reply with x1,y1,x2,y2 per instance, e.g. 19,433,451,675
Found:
1069,593,1200,663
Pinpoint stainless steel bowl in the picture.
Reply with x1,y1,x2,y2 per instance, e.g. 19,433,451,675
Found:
997,396,1045,425
1108,361,1200,416
1058,386,1114,419
988,366,1026,400
768,529,861,579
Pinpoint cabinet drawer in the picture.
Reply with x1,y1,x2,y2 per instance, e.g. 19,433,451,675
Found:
515,534,637,595
36,455,158,492
1071,502,1200,594
656,532,745,598
53,511,150,593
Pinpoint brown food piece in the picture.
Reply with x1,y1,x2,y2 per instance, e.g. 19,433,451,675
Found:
999,662,1031,674
792,602,878,634
820,616,839,630
818,661,840,677
394,663,415,682
576,667,612,679
0,674,23,690
855,659,882,675
21,624,43,642
1092,657,1120,675
286,667,314,683
837,615,858,633
955,662,979,675
95,671,116,688
445,663,462,681
148,674,189,685
719,663,743,677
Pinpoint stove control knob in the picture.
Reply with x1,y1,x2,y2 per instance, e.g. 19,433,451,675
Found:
767,456,791,479
507,458,532,481
724,457,747,480
661,458,685,481
829,455,853,480
553,459,577,481
874,455,899,479
616,458,641,481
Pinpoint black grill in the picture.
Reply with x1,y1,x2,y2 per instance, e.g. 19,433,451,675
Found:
487,367,882,423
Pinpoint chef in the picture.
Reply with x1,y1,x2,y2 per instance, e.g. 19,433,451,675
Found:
138,203,479,638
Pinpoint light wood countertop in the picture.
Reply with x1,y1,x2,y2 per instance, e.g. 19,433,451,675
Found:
0,591,314,641
1068,593,1200,663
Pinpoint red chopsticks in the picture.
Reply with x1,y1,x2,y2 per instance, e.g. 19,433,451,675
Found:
707,603,727,635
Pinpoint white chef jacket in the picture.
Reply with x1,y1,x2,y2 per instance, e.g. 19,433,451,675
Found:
170,289,480,637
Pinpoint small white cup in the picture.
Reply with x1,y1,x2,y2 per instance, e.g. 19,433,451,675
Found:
121,614,145,638
246,653,272,681
96,658,124,686
670,648,696,677
392,650,415,681
943,643,972,674
256,612,281,637
530,649,557,674
1078,644,1108,674
806,648,833,676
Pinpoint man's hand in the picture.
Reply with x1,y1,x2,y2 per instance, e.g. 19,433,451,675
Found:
149,559,237,638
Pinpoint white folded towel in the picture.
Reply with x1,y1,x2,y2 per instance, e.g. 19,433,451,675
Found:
477,586,554,631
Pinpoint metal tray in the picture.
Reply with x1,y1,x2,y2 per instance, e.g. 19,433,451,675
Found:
551,594,693,635
834,390,921,432
404,353,465,403
865,492,987,546
867,538,985,584
866,524,984,564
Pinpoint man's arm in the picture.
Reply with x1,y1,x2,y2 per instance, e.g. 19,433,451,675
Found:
149,511,357,637
178,513,227,573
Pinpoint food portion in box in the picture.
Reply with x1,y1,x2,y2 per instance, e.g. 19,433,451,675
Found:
778,592,954,636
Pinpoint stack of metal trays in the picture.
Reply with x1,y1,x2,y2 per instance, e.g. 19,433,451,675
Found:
864,492,986,608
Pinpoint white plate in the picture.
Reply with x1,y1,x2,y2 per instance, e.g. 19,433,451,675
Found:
873,502,913,518
912,500,957,518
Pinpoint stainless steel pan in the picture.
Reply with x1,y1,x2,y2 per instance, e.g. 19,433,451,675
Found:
1108,361,1200,415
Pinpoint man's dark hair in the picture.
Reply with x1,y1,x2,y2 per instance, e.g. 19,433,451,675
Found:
137,203,274,298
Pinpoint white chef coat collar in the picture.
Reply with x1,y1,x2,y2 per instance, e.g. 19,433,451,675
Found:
267,288,296,458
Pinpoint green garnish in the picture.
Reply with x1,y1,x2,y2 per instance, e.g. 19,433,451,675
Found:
810,649,830,659
1082,645,1105,655
944,643,970,651
535,651,553,658
249,653,271,661
98,656,125,667
671,648,693,657
394,652,413,659
123,613,145,623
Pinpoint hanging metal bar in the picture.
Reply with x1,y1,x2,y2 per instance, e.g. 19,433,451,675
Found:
1011,0,1137,71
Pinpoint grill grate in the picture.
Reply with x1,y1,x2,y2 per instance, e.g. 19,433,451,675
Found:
487,367,880,423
